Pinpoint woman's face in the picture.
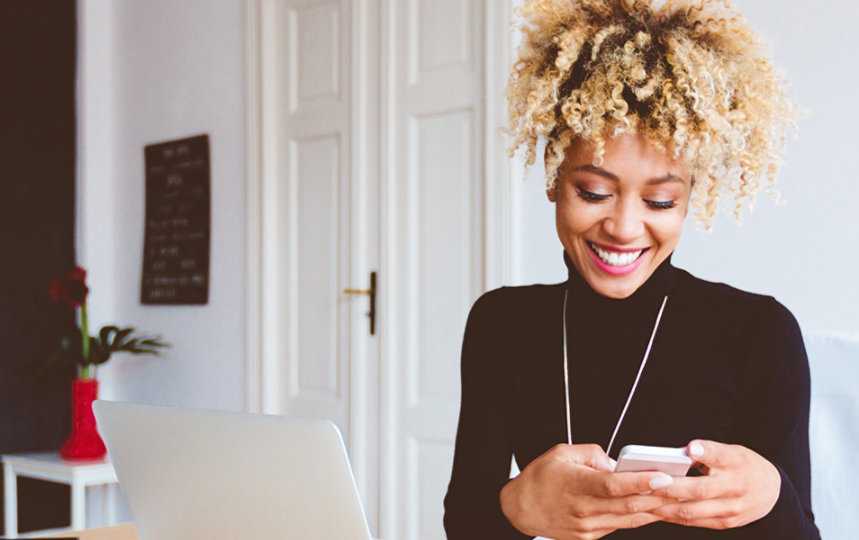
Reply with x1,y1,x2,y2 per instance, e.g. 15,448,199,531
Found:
548,133,692,299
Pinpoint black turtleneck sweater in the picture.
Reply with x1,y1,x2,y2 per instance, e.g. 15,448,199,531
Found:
443,255,819,539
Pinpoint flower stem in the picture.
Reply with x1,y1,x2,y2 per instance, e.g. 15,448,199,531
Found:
80,302,92,379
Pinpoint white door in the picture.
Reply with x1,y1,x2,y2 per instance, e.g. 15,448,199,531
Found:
383,1,487,539
253,1,511,538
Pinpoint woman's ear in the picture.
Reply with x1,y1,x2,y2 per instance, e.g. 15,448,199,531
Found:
547,186,557,203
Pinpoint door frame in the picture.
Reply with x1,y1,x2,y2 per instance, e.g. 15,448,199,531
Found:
243,1,516,537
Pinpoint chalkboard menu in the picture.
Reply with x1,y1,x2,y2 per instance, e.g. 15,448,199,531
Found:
141,134,210,304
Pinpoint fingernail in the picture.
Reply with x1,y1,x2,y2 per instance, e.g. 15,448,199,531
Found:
609,458,617,471
689,442,704,457
649,474,673,490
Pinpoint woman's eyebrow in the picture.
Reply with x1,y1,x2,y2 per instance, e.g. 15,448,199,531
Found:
570,164,619,181
571,164,684,185
647,174,686,185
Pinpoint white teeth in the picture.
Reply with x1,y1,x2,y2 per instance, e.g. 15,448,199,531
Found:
590,243,643,267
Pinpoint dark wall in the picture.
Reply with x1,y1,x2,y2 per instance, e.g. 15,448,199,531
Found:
0,0,77,532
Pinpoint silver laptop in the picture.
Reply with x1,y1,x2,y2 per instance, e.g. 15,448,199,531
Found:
93,400,372,540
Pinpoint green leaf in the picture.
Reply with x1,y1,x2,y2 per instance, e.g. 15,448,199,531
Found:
88,336,112,365
48,326,173,369
113,327,134,347
99,325,119,346
138,338,169,348
128,348,162,355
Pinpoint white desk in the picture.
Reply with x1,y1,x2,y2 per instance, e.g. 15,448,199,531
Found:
2,451,118,538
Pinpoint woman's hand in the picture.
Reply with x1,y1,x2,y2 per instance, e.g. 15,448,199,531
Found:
651,440,781,529
500,443,676,540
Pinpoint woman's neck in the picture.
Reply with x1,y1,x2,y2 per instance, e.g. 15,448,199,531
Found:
563,251,676,332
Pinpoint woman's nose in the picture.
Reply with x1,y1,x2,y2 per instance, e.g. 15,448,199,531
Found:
602,199,645,243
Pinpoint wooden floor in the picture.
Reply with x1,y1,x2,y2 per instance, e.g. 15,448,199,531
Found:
40,523,137,540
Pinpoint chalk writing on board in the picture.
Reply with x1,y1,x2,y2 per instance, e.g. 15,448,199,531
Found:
141,134,210,305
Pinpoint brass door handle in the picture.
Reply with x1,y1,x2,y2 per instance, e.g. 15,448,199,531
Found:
343,271,377,335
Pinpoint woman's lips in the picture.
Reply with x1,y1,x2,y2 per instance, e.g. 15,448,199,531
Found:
587,242,649,275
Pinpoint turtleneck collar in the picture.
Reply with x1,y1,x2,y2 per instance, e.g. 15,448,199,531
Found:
563,250,677,331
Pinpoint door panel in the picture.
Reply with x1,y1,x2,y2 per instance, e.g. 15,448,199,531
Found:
411,0,473,77
291,3,341,106
293,135,342,398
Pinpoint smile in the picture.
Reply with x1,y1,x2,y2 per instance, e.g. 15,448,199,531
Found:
587,242,647,267
585,242,650,276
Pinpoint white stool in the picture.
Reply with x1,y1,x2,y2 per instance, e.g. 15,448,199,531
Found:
2,451,118,538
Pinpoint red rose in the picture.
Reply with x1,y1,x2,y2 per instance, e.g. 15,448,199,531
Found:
69,266,87,282
49,266,90,308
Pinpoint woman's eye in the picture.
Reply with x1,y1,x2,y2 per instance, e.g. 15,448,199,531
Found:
576,187,610,202
645,199,677,210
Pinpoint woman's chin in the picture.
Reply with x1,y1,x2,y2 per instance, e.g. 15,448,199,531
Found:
582,257,653,299
586,278,641,299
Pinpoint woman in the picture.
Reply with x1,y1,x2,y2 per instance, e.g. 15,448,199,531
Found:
443,1,819,539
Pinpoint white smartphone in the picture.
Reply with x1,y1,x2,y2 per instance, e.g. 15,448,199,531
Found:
614,444,693,476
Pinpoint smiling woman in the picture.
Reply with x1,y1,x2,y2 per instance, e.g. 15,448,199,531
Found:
443,1,820,539
550,134,692,299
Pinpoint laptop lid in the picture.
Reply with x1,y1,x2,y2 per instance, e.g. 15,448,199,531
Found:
93,400,372,540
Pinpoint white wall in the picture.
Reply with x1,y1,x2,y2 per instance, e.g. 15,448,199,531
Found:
513,0,859,338
77,0,857,422
77,0,248,411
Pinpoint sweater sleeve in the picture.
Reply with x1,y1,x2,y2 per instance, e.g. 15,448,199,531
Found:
730,298,820,539
443,291,531,540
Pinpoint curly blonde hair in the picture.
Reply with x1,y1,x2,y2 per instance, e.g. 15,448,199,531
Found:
506,0,797,228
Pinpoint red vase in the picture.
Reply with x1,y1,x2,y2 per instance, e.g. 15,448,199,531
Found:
60,378,107,460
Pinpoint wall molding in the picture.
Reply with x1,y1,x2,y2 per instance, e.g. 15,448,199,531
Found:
244,0,263,413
